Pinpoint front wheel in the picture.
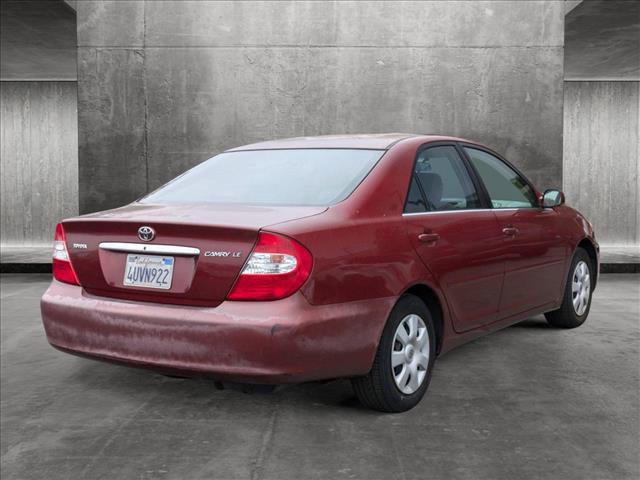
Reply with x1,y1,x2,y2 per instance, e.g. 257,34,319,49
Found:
545,247,594,328
351,294,436,412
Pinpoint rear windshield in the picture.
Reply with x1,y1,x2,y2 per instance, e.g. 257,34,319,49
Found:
141,149,384,206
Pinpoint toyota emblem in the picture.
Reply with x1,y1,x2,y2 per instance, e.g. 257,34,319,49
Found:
138,226,155,242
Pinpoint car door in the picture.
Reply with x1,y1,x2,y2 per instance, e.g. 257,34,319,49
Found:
462,146,567,318
404,144,505,333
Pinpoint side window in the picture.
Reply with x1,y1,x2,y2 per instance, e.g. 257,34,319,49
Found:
464,148,538,208
413,146,481,211
405,177,427,213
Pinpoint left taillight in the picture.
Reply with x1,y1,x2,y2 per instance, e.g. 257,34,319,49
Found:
226,232,312,301
52,223,80,285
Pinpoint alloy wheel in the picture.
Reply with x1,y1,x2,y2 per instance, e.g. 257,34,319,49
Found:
391,314,430,394
572,260,591,316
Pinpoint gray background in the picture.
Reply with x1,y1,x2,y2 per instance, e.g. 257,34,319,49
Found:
0,0,76,81
0,81,78,245
0,0,638,249
76,0,565,214
563,81,639,246
562,0,640,246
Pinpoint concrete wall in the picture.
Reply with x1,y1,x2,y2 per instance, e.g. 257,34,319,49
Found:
0,81,79,246
0,0,77,81
563,81,640,247
564,0,640,81
77,0,565,214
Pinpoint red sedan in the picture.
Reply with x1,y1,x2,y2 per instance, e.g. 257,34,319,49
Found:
41,134,599,412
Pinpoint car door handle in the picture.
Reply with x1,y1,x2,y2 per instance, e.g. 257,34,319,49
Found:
418,233,440,244
502,227,518,236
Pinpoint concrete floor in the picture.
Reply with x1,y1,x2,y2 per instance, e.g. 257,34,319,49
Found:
1,274,638,480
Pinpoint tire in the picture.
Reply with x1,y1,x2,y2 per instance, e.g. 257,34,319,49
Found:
351,294,436,412
545,247,594,329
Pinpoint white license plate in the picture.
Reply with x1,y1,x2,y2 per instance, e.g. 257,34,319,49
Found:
123,254,174,290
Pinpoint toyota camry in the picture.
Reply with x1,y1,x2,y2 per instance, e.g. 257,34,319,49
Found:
41,134,599,412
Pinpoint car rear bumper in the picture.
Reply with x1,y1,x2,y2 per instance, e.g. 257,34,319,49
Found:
40,280,395,383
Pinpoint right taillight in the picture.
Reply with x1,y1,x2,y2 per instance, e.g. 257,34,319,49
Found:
226,232,312,301
52,223,80,285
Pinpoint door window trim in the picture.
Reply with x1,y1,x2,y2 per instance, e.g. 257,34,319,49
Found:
402,207,521,217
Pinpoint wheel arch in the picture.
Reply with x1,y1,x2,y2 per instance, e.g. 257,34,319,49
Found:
577,237,599,288
403,284,445,355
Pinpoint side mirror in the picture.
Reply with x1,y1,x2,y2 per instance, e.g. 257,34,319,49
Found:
542,189,565,208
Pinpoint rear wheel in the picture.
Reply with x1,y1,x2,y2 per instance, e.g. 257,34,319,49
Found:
352,295,436,412
545,247,594,328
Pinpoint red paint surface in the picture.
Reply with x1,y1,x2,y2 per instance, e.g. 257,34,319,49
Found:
41,134,599,383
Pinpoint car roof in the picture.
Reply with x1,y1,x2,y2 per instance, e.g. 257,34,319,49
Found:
226,133,480,151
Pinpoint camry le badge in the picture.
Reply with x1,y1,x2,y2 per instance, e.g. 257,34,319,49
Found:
204,251,242,257
138,226,155,242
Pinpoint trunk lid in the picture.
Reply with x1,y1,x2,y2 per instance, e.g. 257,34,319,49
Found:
62,203,326,306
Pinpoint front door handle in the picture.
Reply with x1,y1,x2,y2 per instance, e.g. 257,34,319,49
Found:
502,226,518,236
418,233,440,244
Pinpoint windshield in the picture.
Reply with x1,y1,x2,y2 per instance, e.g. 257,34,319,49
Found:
141,149,384,206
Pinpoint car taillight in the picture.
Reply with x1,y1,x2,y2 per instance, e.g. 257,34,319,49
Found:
227,232,312,301
52,223,80,285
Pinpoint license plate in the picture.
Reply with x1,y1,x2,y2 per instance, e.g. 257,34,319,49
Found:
123,254,174,290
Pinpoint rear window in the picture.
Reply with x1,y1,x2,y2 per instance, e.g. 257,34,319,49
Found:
141,149,384,206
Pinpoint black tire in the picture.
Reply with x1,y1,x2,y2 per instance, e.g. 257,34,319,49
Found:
351,294,436,412
545,247,594,329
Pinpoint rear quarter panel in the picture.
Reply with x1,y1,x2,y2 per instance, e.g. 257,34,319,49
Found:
270,138,436,306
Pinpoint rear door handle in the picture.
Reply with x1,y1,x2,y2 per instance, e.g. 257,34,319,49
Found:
418,233,440,244
502,227,518,236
